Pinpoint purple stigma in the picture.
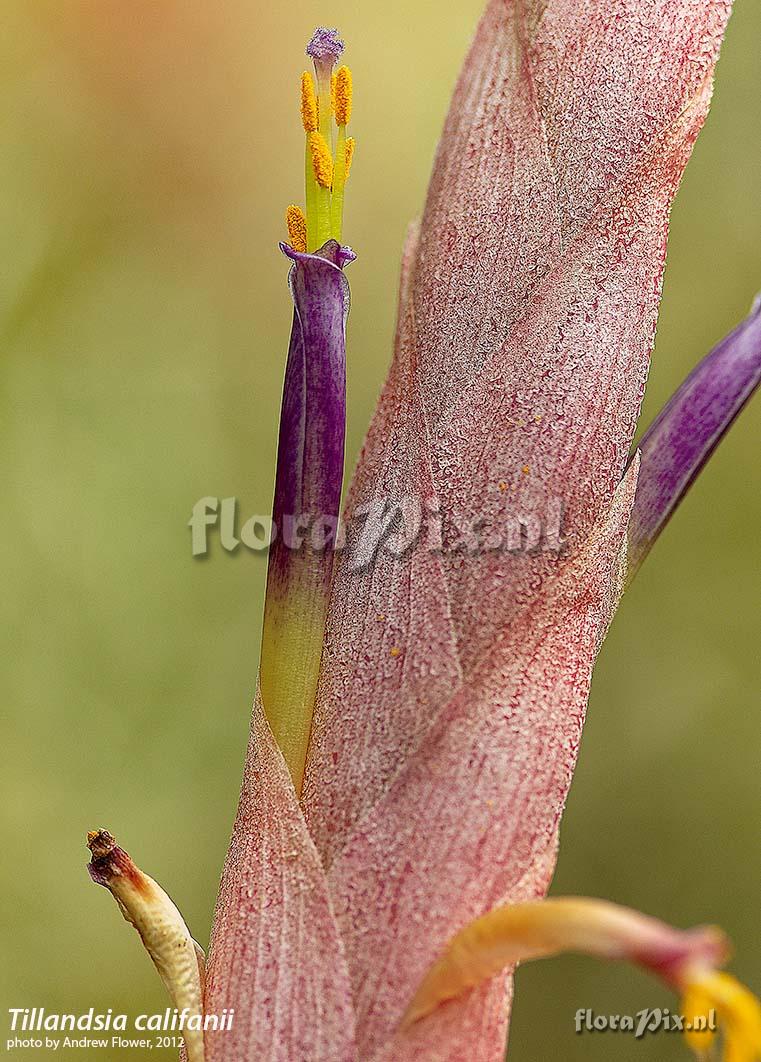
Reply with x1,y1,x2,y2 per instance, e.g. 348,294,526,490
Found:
306,27,345,64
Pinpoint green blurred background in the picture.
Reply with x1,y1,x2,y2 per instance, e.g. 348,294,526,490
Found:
1,2,758,1059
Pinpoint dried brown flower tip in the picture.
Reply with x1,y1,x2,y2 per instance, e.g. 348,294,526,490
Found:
86,830,206,1062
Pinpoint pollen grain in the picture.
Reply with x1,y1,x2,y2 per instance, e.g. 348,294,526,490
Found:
334,66,353,126
301,72,319,133
309,132,334,188
344,136,356,179
286,205,307,252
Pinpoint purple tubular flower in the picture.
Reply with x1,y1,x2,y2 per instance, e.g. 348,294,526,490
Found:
259,239,355,794
270,241,353,550
628,297,761,574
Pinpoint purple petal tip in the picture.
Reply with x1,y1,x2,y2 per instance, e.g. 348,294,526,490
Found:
337,245,357,268
280,240,356,269
628,297,761,576
306,27,345,64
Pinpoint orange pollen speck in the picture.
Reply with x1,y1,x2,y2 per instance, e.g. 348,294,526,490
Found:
309,131,334,188
344,137,356,179
522,465,530,475
390,646,402,658
334,66,353,125
301,72,319,133
286,205,307,252
498,481,507,492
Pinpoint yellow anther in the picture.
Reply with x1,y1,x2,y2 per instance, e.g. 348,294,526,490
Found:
286,205,307,253
344,137,356,180
334,66,353,126
301,72,319,134
681,971,761,1062
309,131,334,189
